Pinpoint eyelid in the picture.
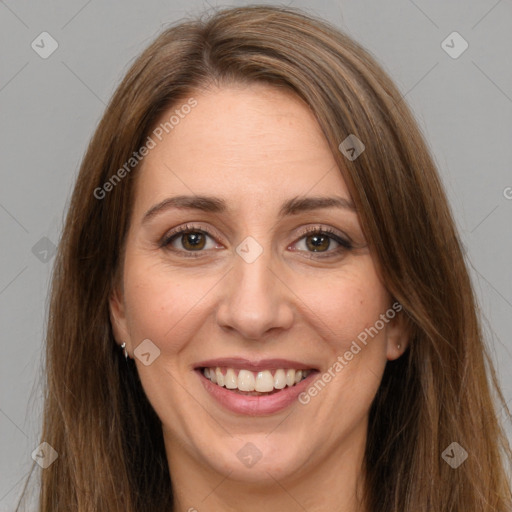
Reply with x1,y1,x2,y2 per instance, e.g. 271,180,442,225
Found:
160,223,225,248
289,225,353,258
294,225,351,244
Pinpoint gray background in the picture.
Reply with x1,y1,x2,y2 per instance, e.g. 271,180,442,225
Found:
1,0,511,508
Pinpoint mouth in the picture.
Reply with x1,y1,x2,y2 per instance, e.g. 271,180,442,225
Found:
194,358,319,415
199,366,313,395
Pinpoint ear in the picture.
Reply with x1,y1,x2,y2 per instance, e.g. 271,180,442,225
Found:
385,302,411,361
109,283,131,355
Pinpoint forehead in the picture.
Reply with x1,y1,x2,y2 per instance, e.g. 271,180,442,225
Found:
133,84,351,214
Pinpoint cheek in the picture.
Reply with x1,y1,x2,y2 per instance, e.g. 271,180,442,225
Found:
293,259,390,353
122,257,220,353
295,265,391,433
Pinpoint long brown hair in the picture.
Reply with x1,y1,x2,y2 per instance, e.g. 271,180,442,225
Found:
16,5,512,511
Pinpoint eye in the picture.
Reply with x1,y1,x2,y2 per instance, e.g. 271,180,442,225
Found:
160,224,221,257
291,226,352,258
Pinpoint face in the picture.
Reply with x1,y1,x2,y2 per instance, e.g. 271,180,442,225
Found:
109,83,408,493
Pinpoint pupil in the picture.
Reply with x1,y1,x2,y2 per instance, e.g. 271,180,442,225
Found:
184,233,204,249
308,235,328,251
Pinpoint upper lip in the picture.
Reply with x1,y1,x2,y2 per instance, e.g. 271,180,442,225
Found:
194,357,318,371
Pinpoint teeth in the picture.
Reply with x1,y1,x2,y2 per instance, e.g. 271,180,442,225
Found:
202,366,312,392
255,370,274,392
215,367,224,387
225,368,237,389
274,369,287,389
238,369,255,391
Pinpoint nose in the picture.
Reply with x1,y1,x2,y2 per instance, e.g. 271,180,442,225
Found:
215,242,294,341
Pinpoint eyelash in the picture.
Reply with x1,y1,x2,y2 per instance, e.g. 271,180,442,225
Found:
160,223,353,259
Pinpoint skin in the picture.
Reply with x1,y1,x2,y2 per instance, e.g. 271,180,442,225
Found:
109,83,409,512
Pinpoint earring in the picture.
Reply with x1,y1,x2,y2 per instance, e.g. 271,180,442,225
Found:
397,343,401,350
120,342,128,360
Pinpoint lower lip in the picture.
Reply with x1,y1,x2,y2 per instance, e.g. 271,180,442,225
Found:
196,369,318,416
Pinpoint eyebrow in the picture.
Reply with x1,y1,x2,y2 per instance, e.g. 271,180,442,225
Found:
142,194,356,224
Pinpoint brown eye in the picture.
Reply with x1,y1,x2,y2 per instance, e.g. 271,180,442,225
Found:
160,225,218,254
292,227,352,258
305,233,331,252
180,231,206,251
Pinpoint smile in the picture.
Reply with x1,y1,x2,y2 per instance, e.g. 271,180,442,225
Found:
194,358,319,415
202,367,313,395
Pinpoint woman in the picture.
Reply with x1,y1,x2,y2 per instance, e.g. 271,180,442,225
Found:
17,4,512,511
